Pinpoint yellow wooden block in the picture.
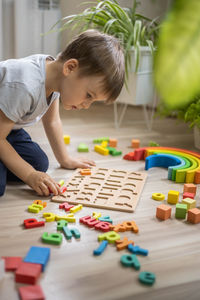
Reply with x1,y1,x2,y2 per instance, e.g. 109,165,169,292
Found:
55,213,76,223
63,135,70,144
182,198,196,211
92,212,102,220
70,204,83,213
94,145,109,155
59,179,65,187
43,212,56,222
152,192,165,201
28,204,43,213
101,141,108,148
167,190,179,204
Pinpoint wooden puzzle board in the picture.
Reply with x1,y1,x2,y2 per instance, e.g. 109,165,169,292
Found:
51,168,147,212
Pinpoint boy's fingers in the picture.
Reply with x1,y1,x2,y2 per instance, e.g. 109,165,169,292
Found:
40,182,50,196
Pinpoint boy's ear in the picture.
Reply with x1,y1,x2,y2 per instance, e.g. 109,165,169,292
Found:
63,59,79,76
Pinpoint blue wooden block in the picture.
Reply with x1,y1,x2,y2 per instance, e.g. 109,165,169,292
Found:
145,154,181,171
24,246,50,271
128,244,148,256
98,216,113,224
93,240,108,256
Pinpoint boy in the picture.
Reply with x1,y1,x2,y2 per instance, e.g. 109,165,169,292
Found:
0,29,125,197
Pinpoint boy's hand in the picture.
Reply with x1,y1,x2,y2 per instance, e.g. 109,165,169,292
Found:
60,157,96,170
26,171,62,196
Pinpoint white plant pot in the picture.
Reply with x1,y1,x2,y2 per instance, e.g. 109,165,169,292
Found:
194,126,200,149
117,46,154,105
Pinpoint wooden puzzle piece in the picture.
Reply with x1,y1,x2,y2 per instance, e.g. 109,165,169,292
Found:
51,167,147,212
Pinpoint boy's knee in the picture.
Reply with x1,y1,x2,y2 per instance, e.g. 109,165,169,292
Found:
0,185,6,196
35,151,49,173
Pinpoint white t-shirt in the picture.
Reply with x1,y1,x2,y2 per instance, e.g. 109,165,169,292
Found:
0,54,60,129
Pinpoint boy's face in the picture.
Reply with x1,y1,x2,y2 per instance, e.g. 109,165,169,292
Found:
59,59,108,110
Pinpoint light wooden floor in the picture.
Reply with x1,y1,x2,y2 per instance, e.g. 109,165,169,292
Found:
0,103,200,300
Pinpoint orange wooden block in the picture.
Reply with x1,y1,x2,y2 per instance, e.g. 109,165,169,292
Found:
187,208,200,224
33,200,47,208
131,139,140,148
80,169,91,176
194,170,200,184
115,236,134,251
156,204,171,220
109,139,117,148
183,183,197,195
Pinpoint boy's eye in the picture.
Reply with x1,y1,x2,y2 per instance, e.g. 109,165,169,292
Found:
86,93,92,99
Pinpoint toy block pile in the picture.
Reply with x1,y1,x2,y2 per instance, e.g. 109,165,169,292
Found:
1,246,49,299
93,137,122,156
153,183,200,223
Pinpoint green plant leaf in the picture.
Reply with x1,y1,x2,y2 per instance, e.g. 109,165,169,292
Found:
154,0,200,109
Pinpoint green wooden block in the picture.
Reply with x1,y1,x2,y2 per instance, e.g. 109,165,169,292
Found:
148,141,160,147
106,147,122,156
120,254,140,270
93,137,109,143
77,143,89,152
139,271,156,285
175,203,187,219
57,220,68,231
42,232,62,245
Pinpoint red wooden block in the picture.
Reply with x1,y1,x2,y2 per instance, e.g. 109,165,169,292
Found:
59,202,74,211
123,152,135,160
15,262,42,284
2,256,22,271
18,285,45,300
187,208,200,224
183,192,195,199
133,148,145,161
24,218,45,229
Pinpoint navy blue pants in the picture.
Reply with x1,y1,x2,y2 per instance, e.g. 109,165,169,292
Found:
0,129,49,196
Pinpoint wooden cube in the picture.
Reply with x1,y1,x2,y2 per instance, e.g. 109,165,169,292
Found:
182,198,196,211
183,192,195,199
183,183,197,195
63,135,70,144
187,208,200,224
175,203,187,219
109,139,117,148
156,204,171,220
194,170,200,184
131,139,140,148
167,190,179,204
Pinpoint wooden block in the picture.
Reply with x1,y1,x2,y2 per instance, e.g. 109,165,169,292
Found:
43,212,56,222
94,145,109,155
167,190,179,204
115,236,134,251
15,262,42,284
109,139,117,147
77,143,89,152
175,203,187,219
1,256,22,271
152,192,165,201
63,135,70,144
93,137,109,143
24,218,45,229
101,141,108,148
98,231,120,243
18,285,45,300
187,208,200,224
24,246,50,272
42,232,62,245
33,200,47,208
182,198,196,210
194,170,200,184
131,139,140,148
183,192,195,199
156,204,171,220
123,152,135,160
93,241,108,256
51,167,147,213
183,183,197,195
80,169,91,176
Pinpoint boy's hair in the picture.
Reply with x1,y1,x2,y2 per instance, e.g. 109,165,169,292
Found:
58,30,125,103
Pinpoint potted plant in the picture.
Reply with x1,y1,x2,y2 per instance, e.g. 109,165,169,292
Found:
51,0,159,127
157,98,200,150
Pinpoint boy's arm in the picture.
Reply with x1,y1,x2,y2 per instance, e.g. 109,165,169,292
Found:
0,109,61,196
42,98,95,169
